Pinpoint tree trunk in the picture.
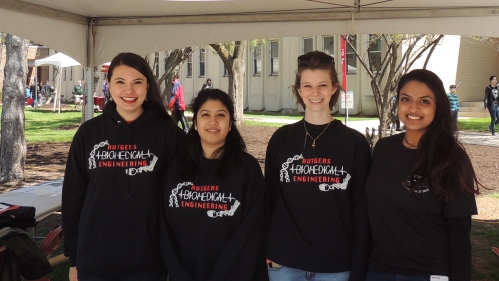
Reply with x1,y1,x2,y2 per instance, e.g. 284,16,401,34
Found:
210,41,247,126
0,34,29,181
93,65,101,96
231,48,246,126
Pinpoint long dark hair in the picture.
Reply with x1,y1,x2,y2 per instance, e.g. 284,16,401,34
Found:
107,52,172,120
292,50,342,110
177,89,246,180
397,69,482,200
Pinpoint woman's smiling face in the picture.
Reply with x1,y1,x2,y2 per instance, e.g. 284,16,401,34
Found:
398,81,436,134
195,99,231,156
298,69,337,114
108,65,148,121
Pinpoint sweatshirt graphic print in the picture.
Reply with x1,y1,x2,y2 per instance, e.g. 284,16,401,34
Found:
88,141,157,176
280,155,351,191
169,181,241,218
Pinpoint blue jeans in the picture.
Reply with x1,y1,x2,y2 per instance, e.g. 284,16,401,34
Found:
451,109,459,134
488,104,499,134
268,265,350,281
79,273,167,281
366,271,433,281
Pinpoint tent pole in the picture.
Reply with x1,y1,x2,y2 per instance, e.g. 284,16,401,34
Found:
84,19,96,121
58,74,61,114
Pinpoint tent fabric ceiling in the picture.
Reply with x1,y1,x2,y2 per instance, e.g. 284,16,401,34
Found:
2,0,499,66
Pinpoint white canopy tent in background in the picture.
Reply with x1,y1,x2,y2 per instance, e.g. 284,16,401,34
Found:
35,52,81,114
2,0,499,120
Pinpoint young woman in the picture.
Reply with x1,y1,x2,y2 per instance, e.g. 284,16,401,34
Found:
365,69,481,281
265,51,371,281
161,89,267,281
62,53,185,281
484,75,499,135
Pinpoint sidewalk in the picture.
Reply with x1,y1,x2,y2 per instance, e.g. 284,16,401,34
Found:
244,117,499,147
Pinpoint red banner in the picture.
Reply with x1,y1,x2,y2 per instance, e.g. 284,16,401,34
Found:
340,36,347,91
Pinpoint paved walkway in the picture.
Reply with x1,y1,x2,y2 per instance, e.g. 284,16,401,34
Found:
244,117,499,147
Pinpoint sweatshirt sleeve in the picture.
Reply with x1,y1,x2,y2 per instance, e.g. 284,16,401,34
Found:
264,130,281,221
209,157,268,281
348,135,372,281
446,216,473,281
61,129,90,267
485,87,489,109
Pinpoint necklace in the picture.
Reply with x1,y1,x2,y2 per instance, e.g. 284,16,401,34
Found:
403,135,418,148
303,119,332,148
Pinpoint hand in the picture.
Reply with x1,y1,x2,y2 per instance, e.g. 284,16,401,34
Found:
69,267,78,281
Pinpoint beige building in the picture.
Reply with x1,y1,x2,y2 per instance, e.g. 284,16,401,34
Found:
2,35,497,116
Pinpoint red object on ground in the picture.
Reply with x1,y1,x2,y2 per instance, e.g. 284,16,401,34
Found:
27,97,34,105
39,226,63,257
493,247,499,259
94,96,105,110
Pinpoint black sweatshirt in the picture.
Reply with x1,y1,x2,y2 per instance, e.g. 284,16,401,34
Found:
265,119,371,281
161,154,267,281
365,133,477,280
62,101,185,279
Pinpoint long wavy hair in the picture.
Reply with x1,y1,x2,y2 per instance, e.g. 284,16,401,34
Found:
398,69,482,200
107,52,172,120
177,89,246,180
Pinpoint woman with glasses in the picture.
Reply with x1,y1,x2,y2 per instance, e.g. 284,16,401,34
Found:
265,51,371,281
365,69,480,281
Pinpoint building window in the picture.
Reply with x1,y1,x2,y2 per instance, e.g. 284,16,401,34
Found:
253,43,262,76
52,67,56,81
323,36,334,56
69,66,73,81
81,67,85,80
270,41,279,75
346,35,357,73
199,48,205,77
303,37,313,54
187,54,192,78
155,63,159,78
63,68,66,81
369,35,382,73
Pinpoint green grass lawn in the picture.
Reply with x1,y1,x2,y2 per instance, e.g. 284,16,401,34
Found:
0,106,101,143
458,118,491,132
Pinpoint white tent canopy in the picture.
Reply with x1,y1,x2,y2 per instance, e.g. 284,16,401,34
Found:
34,52,81,68
35,52,81,114
2,0,499,67
2,0,499,119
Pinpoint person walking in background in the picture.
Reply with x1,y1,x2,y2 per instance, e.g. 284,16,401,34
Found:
365,69,481,281
485,76,499,135
161,89,267,281
169,74,189,133
73,80,85,97
201,78,213,90
447,84,459,134
102,80,110,101
62,53,185,281
265,51,371,281
30,81,41,105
